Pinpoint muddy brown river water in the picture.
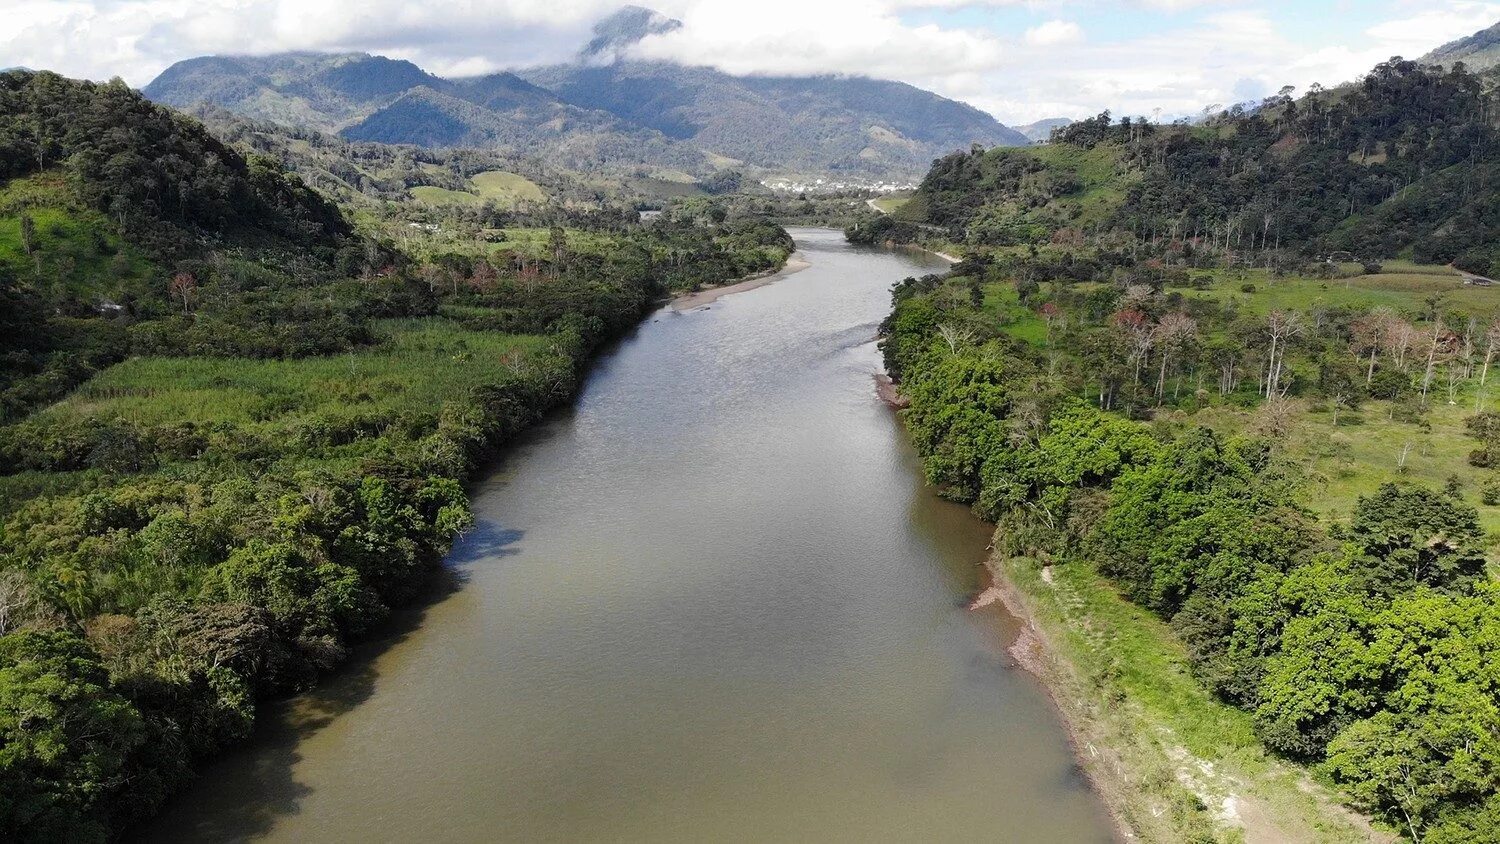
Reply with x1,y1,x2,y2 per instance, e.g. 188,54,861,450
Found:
137,228,1114,842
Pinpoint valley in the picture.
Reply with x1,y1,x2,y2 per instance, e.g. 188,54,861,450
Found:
5,5,1500,843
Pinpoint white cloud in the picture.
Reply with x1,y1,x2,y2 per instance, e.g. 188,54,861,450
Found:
629,1,1007,80
1024,20,1082,46
2,0,1497,128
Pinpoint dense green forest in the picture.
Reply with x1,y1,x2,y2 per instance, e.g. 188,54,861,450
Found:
881,265,1500,840
867,55,1500,842
0,70,791,840
858,59,1500,275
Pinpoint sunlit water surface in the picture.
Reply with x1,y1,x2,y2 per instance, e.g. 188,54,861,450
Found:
137,228,1114,843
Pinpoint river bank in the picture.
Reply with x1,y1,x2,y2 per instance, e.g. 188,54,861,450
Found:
670,251,812,309
138,226,1114,843
979,551,1395,844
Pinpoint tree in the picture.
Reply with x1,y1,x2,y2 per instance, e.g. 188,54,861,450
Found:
1153,312,1197,401
1350,483,1486,595
167,272,197,315
1264,310,1304,397
0,631,145,840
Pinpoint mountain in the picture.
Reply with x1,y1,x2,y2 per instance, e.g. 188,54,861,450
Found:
1014,117,1072,143
143,52,708,173
1421,19,1500,73
522,7,1027,176
143,7,1024,179
580,4,682,64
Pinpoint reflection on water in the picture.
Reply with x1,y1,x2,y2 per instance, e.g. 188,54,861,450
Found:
136,229,1114,843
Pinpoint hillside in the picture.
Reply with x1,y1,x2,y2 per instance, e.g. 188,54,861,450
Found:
864,57,1500,275
1422,20,1500,72
143,6,1024,180
0,69,356,421
0,69,796,840
522,7,1026,177
144,52,709,174
855,38,1500,843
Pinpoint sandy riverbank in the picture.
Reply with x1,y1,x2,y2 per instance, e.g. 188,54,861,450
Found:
975,552,1394,844
670,252,812,310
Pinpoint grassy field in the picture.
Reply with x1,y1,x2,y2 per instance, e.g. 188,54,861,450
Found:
35,318,554,430
870,193,911,214
471,170,546,204
409,185,483,206
409,171,547,208
1190,393,1500,538
1179,266,1500,319
0,175,157,300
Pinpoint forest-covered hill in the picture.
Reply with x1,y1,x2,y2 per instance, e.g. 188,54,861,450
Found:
0,70,793,840
865,58,1500,275
859,42,1500,843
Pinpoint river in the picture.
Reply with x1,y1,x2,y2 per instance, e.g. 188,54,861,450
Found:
137,228,1114,842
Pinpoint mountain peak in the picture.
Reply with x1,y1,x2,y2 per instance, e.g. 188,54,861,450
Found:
580,6,682,64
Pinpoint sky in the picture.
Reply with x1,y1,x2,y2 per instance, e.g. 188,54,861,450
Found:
4,0,1498,125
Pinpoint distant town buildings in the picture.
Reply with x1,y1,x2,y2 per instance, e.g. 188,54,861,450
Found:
760,177,916,195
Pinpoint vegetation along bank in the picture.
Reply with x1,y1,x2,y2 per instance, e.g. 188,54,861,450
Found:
0,70,792,840
869,57,1500,842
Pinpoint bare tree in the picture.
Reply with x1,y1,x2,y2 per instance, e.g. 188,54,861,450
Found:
168,272,197,315
1265,310,1304,397
1383,318,1419,372
0,571,35,636
1153,312,1198,401
1475,319,1500,410
1419,319,1457,405
1258,395,1296,439
1352,306,1397,384
936,323,976,353
1112,309,1156,385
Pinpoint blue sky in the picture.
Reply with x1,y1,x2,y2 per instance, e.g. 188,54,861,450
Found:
5,1,1498,124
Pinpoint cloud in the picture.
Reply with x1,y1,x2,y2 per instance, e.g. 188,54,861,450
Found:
3,0,624,83
2,0,1498,128
1024,20,1082,46
629,0,1007,80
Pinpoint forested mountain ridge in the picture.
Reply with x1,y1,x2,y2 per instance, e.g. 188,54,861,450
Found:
521,60,1029,177
143,7,1026,179
0,70,795,840
522,6,1027,176
144,52,709,174
870,57,1500,274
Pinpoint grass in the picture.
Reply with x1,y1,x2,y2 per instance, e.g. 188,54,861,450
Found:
1191,392,1500,538
871,194,910,214
977,281,1049,345
0,174,157,301
1178,266,1500,320
409,172,546,209
999,551,1390,842
471,171,546,205
409,186,483,206
481,227,617,259
36,318,555,430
